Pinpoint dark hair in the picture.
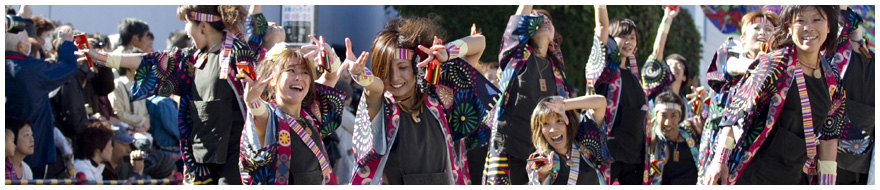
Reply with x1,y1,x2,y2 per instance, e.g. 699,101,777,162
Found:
167,30,190,50
118,48,144,76
531,9,563,44
370,16,446,110
6,5,15,15
118,18,150,46
666,53,689,79
609,18,639,40
73,122,113,160
530,96,578,153
6,117,32,146
89,33,110,49
176,5,246,33
654,91,685,109
771,5,839,52
32,16,56,37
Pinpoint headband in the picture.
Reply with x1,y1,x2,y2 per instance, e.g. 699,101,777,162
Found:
396,48,413,60
745,16,774,27
653,102,682,113
190,12,220,22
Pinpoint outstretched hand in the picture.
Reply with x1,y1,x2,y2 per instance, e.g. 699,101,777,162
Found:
416,36,448,68
302,35,340,74
243,74,272,105
338,37,371,86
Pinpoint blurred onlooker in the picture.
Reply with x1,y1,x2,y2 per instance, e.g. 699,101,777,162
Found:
102,125,145,180
7,27,79,179
166,29,190,50
108,48,150,133
113,18,150,53
31,16,55,59
482,61,499,88
73,122,114,181
7,117,35,180
142,31,155,52
145,95,180,168
5,128,15,180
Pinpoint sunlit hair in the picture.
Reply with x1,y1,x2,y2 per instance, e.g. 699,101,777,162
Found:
741,11,780,30
770,5,839,52
370,16,445,108
256,43,318,103
530,96,577,154
176,5,246,32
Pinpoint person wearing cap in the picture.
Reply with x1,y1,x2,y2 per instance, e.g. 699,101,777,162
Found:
102,124,146,180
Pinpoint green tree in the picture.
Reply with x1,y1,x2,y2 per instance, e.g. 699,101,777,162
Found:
393,5,702,95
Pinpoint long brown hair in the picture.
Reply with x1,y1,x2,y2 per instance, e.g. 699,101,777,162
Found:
256,44,318,104
370,16,445,109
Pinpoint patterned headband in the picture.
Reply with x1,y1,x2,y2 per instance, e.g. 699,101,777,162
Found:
746,17,774,27
653,102,682,113
190,12,220,22
396,48,414,60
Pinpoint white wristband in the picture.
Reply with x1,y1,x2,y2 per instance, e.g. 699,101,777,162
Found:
819,160,837,175
107,54,122,69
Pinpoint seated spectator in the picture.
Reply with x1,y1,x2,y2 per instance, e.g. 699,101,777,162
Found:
102,125,145,180
6,127,17,179
7,117,35,180
145,95,181,173
73,122,114,181
108,48,150,132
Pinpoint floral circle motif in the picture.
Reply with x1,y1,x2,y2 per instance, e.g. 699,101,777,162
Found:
279,131,291,146
358,166,371,177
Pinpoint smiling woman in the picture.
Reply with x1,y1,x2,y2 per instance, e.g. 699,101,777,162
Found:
712,5,849,185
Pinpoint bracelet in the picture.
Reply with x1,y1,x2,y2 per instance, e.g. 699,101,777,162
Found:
107,53,122,69
249,101,267,116
716,147,731,164
724,137,735,149
95,51,108,65
330,50,341,73
819,173,837,185
818,160,837,175
660,22,672,34
597,5,607,9
352,68,375,87
447,39,469,59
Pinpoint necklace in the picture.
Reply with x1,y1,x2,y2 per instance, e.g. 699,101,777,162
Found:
536,56,550,92
799,59,822,77
396,97,422,123
671,140,680,162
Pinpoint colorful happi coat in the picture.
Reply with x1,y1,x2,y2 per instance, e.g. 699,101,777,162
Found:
832,8,873,158
482,14,576,185
350,58,500,185
129,13,266,185
239,83,345,185
718,46,849,185
583,34,674,184
646,119,700,185
696,37,753,184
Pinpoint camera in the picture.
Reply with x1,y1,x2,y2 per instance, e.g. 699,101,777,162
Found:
6,15,26,33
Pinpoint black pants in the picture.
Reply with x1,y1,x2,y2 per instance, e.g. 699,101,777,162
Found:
507,154,528,185
837,168,869,185
610,162,643,185
467,146,489,185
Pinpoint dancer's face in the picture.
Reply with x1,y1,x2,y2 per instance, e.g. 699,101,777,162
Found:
274,58,312,104
614,31,638,57
541,114,569,153
384,59,417,101
790,6,829,54
741,21,774,56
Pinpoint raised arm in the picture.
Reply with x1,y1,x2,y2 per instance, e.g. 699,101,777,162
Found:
339,38,383,120
446,35,486,71
651,6,678,61
304,35,342,87
516,5,533,15
564,95,607,125
595,5,610,45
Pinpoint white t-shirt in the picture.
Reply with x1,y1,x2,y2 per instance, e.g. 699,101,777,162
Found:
19,162,33,180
